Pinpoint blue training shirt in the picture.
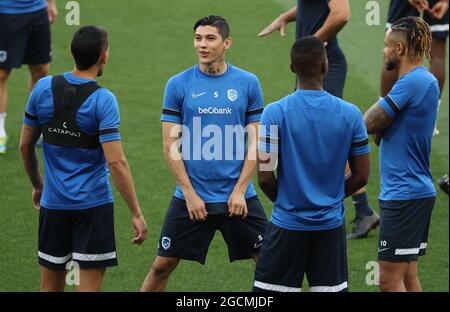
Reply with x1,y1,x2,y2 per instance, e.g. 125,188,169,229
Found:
161,64,264,205
378,66,438,201
259,90,370,231
23,72,121,210
0,0,46,14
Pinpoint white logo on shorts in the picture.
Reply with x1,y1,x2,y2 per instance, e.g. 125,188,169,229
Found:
227,89,238,102
161,236,171,250
0,51,7,63
254,234,263,248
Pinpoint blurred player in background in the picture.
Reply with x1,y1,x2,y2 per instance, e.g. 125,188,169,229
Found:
381,0,448,135
259,0,379,240
0,0,58,154
20,25,148,291
365,17,438,292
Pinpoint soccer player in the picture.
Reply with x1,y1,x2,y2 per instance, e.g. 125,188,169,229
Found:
259,0,379,240
365,17,438,292
140,16,268,292
0,0,58,154
19,25,148,292
381,0,448,135
253,36,370,292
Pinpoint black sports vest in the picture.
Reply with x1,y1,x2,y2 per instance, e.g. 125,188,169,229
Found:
41,75,101,149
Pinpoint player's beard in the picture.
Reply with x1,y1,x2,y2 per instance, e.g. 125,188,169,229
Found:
385,57,399,71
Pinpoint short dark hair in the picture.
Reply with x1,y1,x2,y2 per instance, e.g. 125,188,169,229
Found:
71,25,108,71
193,15,230,39
290,36,326,78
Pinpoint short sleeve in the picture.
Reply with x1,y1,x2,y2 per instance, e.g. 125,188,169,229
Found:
378,76,412,118
245,76,264,125
258,103,281,153
98,90,121,143
23,80,43,127
350,108,370,156
161,77,183,124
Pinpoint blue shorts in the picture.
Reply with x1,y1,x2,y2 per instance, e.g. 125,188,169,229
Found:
38,203,118,271
0,8,51,69
378,197,435,262
253,222,348,292
157,196,268,264
387,0,449,39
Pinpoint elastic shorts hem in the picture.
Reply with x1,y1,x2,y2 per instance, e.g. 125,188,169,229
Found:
38,258,118,271
229,254,257,263
157,250,205,265
378,256,418,262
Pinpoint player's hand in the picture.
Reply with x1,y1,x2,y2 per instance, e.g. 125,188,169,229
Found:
131,213,148,245
372,133,382,147
185,192,207,221
47,1,58,24
429,1,449,19
258,15,288,37
408,0,430,12
228,191,248,219
32,187,42,210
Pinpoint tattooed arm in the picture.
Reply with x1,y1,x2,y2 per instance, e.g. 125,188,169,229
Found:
364,102,394,146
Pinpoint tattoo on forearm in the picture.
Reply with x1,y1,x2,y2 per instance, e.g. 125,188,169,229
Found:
364,104,393,134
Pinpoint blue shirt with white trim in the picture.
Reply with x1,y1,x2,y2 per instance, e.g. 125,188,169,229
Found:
0,0,46,14
161,64,264,205
23,72,121,210
378,66,438,201
259,90,370,231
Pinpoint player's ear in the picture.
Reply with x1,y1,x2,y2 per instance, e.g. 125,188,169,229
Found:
224,37,232,50
397,42,406,57
290,63,295,74
322,59,329,76
101,49,109,64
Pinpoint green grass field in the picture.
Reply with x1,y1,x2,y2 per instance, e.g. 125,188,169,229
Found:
0,0,448,292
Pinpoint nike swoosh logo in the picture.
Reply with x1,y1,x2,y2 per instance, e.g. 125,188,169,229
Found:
192,92,206,99
378,248,389,253
254,243,263,249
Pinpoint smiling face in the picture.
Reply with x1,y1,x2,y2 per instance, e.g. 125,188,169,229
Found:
194,25,231,67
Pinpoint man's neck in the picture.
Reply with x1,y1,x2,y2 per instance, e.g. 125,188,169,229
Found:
199,60,227,76
71,67,98,80
398,59,424,78
297,77,324,91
